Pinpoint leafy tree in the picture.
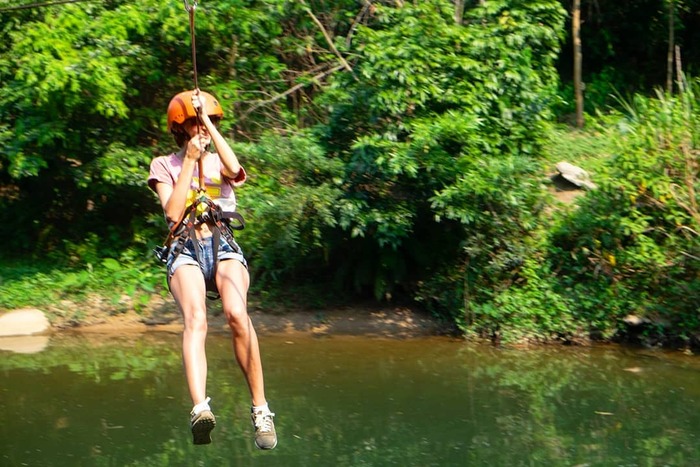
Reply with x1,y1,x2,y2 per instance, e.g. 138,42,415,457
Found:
316,0,566,327
233,131,344,284
0,0,178,259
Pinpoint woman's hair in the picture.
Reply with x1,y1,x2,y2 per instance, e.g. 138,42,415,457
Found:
171,116,221,148
170,121,190,147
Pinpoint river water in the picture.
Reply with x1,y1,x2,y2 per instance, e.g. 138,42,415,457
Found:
1,330,699,466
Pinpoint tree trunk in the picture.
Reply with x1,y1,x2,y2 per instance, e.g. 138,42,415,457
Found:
454,0,465,25
675,45,684,93
573,0,584,128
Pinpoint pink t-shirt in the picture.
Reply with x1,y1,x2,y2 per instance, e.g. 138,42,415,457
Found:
148,152,246,208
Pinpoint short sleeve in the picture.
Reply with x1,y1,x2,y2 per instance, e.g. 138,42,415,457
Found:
148,156,175,193
225,166,247,187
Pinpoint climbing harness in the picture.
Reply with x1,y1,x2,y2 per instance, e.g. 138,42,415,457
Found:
153,197,245,298
153,0,245,299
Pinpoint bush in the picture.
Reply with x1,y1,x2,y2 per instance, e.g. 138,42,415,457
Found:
550,83,700,343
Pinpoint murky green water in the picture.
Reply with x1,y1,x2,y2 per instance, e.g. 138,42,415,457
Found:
1,330,699,466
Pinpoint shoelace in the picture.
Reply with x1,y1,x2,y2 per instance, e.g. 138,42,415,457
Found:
253,412,275,432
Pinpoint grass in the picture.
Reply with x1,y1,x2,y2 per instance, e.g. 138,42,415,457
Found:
542,123,617,175
0,257,167,323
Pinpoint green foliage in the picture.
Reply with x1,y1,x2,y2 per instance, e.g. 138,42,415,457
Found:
555,66,629,117
550,82,700,341
0,0,180,257
321,0,566,308
2,4,138,175
235,131,344,283
469,259,577,343
0,248,164,319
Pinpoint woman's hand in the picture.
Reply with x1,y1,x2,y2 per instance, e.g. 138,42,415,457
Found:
185,134,207,161
184,90,212,160
191,90,212,125
188,88,242,180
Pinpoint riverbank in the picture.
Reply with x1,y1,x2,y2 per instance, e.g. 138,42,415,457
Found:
2,293,457,339
5,291,698,351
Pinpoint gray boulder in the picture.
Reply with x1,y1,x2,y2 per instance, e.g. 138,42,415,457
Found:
555,161,597,190
0,308,50,337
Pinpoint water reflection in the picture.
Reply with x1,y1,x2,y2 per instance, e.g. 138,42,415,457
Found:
1,332,699,466
0,334,49,354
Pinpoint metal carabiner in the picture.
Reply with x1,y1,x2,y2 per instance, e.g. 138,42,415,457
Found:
183,0,197,13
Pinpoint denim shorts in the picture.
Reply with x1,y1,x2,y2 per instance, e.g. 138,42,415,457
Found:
166,235,247,285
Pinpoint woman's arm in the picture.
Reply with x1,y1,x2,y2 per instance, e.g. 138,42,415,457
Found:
193,92,242,180
157,140,202,226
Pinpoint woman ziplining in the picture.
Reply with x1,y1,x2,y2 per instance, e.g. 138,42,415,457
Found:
147,0,277,449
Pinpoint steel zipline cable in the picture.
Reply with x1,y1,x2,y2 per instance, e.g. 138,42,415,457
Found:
183,0,206,192
184,0,199,92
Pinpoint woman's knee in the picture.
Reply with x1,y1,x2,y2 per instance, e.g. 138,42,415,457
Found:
183,308,208,333
225,306,250,332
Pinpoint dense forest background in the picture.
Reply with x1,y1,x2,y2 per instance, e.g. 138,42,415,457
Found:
1,0,698,346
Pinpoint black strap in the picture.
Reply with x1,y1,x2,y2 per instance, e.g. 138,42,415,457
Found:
207,223,222,300
170,207,198,263
223,211,245,230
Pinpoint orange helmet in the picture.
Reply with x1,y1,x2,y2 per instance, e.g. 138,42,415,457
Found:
167,90,224,132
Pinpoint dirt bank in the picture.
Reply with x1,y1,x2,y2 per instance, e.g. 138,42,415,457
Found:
40,294,457,339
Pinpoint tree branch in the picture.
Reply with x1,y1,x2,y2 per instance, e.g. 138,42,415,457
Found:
346,1,373,49
239,64,347,120
303,4,354,74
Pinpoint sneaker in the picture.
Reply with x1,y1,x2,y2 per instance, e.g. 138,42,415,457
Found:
251,408,277,450
191,409,216,445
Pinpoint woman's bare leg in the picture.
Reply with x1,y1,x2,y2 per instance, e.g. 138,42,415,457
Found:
170,265,209,406
217,259,276,449
216,260,266,406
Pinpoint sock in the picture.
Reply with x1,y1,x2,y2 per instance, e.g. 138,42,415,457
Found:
252,402,270,414
192,397,211,416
